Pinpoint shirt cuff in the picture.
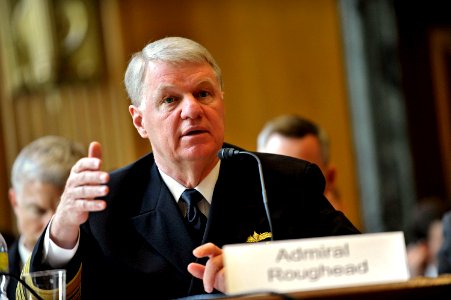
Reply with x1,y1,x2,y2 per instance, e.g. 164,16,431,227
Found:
43,216,80,268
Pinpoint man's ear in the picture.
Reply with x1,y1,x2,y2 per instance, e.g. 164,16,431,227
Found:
129,105,148,138
325,165,337,190
9,188,19,213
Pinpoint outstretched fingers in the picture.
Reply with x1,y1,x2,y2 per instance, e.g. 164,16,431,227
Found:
189,243,226,293
62,152,109,214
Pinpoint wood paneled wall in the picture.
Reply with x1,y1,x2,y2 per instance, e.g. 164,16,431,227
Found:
0,0,362,234
0,0,139,233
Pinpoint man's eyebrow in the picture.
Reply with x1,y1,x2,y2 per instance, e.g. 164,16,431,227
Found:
196,78,217,86
23,203,45,210
150,85,178,101
152,76,218,96
154,84,177,93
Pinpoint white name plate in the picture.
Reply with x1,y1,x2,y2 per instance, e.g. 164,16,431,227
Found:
223,231,409,295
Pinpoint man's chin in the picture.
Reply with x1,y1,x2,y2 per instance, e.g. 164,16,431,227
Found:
182,143,220,160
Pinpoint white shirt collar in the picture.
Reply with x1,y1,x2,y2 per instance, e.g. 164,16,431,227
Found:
158,160,221,204
18,236,32,266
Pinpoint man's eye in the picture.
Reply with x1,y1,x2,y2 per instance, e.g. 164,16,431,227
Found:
27,206,46,217
198,91,210,98
164,97,176,104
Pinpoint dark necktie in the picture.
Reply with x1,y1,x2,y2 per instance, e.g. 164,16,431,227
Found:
180,189,207,243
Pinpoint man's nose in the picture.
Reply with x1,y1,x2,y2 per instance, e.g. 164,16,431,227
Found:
181,94,202,119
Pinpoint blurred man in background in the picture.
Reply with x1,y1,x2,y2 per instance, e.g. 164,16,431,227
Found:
438,210,451,275
406,196,449,277
7,136,85,299
257,114,343,211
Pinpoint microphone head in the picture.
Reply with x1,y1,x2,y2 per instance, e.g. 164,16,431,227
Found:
217,148,240,160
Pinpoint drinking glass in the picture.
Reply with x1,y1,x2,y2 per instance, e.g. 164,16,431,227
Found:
20,269,66,300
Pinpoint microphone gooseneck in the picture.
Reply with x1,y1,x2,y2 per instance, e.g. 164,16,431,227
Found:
217,148,274,241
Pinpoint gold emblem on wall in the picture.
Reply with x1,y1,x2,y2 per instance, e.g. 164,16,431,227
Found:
1,0,104,94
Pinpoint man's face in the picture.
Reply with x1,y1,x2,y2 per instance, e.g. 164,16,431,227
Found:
129,61,225,170
262,132,340,210
9,182,61,250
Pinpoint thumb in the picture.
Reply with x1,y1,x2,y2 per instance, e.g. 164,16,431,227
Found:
88,141,102,159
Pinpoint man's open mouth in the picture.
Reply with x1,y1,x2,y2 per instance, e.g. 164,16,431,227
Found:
185,130,205,136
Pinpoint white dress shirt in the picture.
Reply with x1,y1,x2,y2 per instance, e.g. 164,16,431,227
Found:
18,236,32,266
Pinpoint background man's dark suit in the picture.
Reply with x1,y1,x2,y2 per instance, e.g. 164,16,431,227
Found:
28,146,359,299
438,211,451,274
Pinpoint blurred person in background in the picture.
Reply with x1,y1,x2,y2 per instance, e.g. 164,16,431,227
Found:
7,136,85,299
406,196,449,277
437,210,451,275
257,114,343,211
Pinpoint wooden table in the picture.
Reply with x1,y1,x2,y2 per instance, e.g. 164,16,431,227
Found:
217,275,451,300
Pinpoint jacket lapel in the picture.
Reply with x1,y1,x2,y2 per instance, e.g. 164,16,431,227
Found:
205,158,271,247
131,164,198,275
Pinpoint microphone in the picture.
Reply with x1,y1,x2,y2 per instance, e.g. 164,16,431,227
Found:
217,148,241,160
217,148,274,241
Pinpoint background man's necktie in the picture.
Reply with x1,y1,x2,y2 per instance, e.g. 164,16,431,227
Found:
180,189,207,244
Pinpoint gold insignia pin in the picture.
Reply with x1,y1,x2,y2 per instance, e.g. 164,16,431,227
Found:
246,231,272,243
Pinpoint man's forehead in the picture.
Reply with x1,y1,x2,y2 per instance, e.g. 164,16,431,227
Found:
142,62,220,103
267,133,324,163
147,60,212,74
19,181,62,196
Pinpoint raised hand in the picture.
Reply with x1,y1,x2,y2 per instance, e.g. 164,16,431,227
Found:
50,141,110,249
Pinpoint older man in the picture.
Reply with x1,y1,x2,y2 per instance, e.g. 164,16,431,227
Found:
21,37,359,299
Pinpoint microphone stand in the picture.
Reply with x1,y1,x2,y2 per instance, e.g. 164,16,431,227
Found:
218,148,274,241
237,151,274,240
